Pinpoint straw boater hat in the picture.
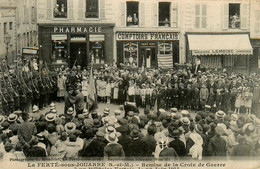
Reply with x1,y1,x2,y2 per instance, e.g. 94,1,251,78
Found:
50,102,55,110
65,122,76,133
8,114,18,123
205,105,211,109
45,113,56,122
51,109,57,114
105,126,116,134
105,132,118,143
170,108,178,113
181,117,190,126
114,110,121,116
215,110,226,119
231,114,238,121
103,108,110,115
181,110,190,117
67,107,74,115
13,110,22,115
215,125,225,135
32,105,39,113
82,109,89,116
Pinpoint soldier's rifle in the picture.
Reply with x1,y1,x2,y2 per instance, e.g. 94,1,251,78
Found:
0,65,14,101
45,62,55,86
0,68,8,103
3,63,19,97
18,60,33,94
28,58,39,94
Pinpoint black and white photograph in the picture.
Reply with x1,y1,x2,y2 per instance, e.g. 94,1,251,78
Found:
0,0,260,168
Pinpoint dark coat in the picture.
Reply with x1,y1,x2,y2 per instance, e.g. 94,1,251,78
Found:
27,146,47,157
128,138,146,157
104,143,125,158
159,147,179,159
118,134,132,156
169,138,187,157
140,135,156,157
208,135,227,156
83,138,106,157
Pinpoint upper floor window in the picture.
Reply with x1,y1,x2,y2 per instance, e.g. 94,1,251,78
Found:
126,2,139,26
86,0,99,18
4,23,7,35
195,4,207,28
54,0,67,18
229,4,240,29
9,22,12,30
159,2,171,27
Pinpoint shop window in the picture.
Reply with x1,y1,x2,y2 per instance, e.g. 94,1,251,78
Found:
123,42,138,67
86,0,99,18
54,0,67,18
159,2,171,27
51,34,68,61
158,42,172,55
89,34,105,64
126,2,139,26
229,4,240,29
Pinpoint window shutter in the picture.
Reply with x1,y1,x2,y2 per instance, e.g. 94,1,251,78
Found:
201,4,207,28
16,7,20,24
195,4,200,28
78,0,83,19
223,3,228,29
241,3,249,30
47,0,52,19
23,5,26,23
140,2,145,27
152,3,158,27
68,0,73,19
100,0,106,19
121,2,126,27
171,2,178,28
255,10,260,33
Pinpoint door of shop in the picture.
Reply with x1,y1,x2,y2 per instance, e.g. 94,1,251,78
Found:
140,47,157,68
70,42,87,68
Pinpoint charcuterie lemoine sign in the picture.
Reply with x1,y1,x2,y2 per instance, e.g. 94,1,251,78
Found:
53,26,102,33
192,49,253,55
116,32,179,41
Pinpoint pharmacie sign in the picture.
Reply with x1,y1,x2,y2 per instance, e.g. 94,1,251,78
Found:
192,49,253,55
53,26,102,33
116,32,179,41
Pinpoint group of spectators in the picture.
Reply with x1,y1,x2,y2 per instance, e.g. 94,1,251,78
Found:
0,102,259,160
0,63,259,161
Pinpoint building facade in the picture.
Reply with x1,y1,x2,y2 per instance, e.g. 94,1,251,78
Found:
37,0,115,67
0,0,38,63
250,0,260,73
182,0,252,74
37,0,257,73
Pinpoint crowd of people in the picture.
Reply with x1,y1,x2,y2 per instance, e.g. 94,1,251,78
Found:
0,59,260,160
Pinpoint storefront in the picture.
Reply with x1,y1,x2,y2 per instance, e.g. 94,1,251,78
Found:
116,31,179,69
187,34,253,74
38,23,114,68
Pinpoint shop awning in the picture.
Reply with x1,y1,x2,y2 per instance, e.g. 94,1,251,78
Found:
187,34,253,56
